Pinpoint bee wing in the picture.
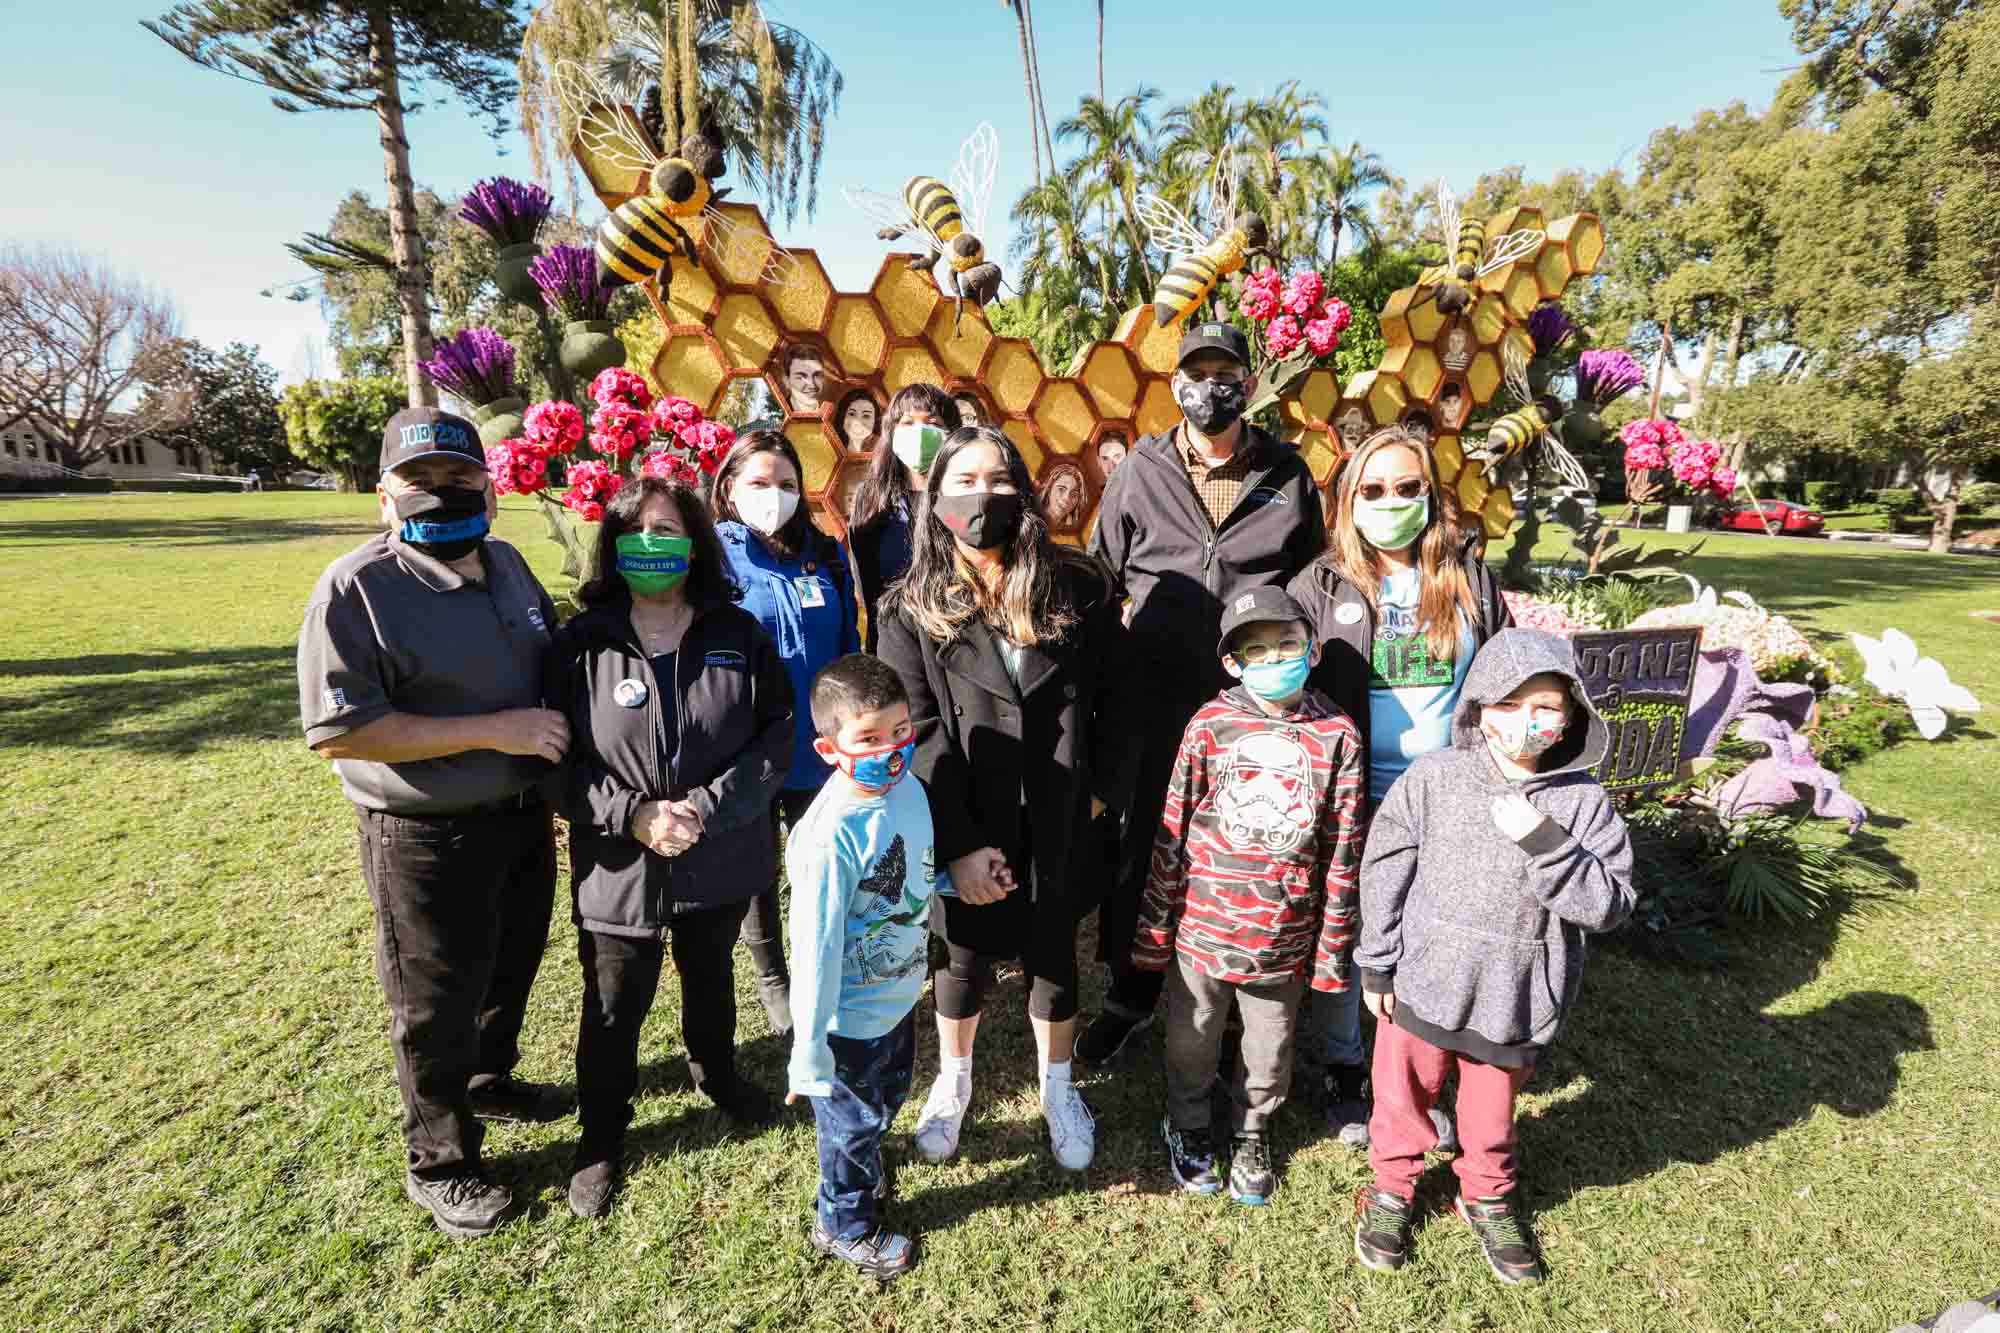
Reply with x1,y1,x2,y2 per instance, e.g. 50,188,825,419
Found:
1535,433,1594,492
1435,179,1461,247
551,60,662,181
1476,228,1547,277
700,207,807,290
1501,336,1532,403
951,122,1001,240
1211,149,1247,231
1134,191,1210,260
844,185,916,234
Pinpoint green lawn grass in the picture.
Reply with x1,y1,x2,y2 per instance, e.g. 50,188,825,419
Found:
2,492,1997,1332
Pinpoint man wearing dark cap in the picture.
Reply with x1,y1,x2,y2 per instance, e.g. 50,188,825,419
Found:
297,407,571,1237
1081,323,1327,1063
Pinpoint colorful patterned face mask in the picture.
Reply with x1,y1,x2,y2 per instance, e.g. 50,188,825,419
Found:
1482,704,1567,761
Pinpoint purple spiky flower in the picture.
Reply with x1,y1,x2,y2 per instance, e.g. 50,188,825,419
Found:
459,177,553,247
529,244,612,323
1575,349,1646,407
419,327,517,405
1527,303,1575,357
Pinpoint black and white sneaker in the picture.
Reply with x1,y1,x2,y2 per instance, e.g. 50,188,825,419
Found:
1227,1131,1276,1206
1161,1116,1222,1195
1457,1194,1543,1284
1075,1009,1154,1064
403,1169,512,1238
1323,1063,1371,1147
1352,1187,1412,1272
810,1222,916,1282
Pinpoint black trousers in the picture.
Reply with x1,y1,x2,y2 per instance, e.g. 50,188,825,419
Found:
1098,719,1188,1019
739,787,816,981
575,898,752,1140
356,803,557,1177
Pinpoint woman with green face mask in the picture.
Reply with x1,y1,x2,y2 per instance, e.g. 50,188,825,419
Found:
553,476,797,1219
846,383,963,651
1284,426,1513,1150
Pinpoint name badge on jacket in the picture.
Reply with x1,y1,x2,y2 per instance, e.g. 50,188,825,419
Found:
795,575,826,609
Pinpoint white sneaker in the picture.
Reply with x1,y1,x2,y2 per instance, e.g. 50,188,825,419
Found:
1041,1081,1096,1170
913,1076,969,1163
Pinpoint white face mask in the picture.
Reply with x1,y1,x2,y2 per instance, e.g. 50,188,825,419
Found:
892,422,946,472
732,485,799,536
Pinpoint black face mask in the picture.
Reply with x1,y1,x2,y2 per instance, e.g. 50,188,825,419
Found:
393,484,490,560
1176,376,1248,434
933,491,1024,550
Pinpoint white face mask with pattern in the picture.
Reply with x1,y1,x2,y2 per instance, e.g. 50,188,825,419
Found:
1481,704,1567,762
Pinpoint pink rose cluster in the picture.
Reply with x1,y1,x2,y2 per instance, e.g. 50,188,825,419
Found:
1501,589,1591,636
1237,267,1283,322
521,399,585,457
589,366,653,413
639,450,700,486
562,459,623,522
1239,267,1351,360
484,439,548,496
1669,436,1737,498
1618,416,1684,471
589,402,649,461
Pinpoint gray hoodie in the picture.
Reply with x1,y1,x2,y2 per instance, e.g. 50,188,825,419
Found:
1355,629,1636,1066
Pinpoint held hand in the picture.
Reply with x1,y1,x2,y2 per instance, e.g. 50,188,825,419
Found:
785,1091,799,1106
489,708,570,762
949,847,1014,905
1363,989,1396,1024
1090,796,1107,819
1490,792,1544,842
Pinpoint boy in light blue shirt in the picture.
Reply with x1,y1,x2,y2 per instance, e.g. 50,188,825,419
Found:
785,654,940,1282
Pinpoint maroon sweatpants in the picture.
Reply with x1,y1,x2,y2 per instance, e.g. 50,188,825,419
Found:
1368,1018,1534,1202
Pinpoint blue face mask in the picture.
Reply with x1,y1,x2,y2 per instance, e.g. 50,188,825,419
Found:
1238,653,1311,703
829,735,917,791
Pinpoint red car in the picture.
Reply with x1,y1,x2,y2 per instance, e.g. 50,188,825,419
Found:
1712,499,1826,536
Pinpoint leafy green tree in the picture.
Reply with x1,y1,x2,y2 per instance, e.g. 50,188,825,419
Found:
147,1,528,409
150,340,294,477
279,376,405,491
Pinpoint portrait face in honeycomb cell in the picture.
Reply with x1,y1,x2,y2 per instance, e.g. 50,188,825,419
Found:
828,464,865,521
1336,406,1370,452
1399,409,1434,444
953,393,985,428
1039,462,1088,530
1443,325,1473,372
1437,382,1466,429
782,345,828,415
835,389,882,452
1095,432,1128,478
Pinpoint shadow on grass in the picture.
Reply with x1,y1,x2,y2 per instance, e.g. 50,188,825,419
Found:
0,515,378,548
0,646,298,754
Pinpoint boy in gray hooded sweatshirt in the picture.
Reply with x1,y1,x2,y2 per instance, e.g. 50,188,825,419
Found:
1350,629,1635,1285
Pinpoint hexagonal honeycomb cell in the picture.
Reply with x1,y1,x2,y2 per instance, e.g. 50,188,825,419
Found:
712,292,781,372
1136,378,1179,435
1000,416,1043,475
1356,369,1409,424
1034,455,1093,533
1487,204,1545,242
1498,266,1542,322
1296,368,1340,426
1435,378,1473,431
1468,292,1511,347
927,300,992,380
1552,212,1605,274
568,106,650,205
1078,342,1142,420
1120,302,1182,375
1534,242,1577,302
1086,422,1136,486
1467,349,1502,404
1280,395,1311,434
788,418,838,496
985,338,1045,416
1330,401,1374,453
664,260,721,325
702,203,777,289
884,343,945,395
869,254,940,339
1032,378,1094,455
824,455,873,534
653,329,729,414
1297,430,1340,483
1433,433,1465,484
767,248,833,334
1402,345,1443,402
945,380,997,430
1456,461,1492,515
1379,288,1420,348
824,296,888,377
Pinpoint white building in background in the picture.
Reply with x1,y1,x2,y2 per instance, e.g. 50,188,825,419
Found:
0,421,232,481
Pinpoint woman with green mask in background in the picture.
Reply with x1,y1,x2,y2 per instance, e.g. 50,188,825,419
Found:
846,383,962,650
553,477,796,1219
1286,426,1511,1151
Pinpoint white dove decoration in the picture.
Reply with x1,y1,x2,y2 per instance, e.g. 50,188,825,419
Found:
1848,628,1982,740
1677,574,1761,615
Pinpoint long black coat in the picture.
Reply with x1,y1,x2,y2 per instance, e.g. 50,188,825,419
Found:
875,558,1138,955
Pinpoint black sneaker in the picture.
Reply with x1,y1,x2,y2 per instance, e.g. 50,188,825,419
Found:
1227,1131,1276,1206
755,971,793,1036
1324,1063,1371,1147
567,1140,622,1219
704,1075,775,1126
403,1169,512,1238
810,1222,916,1282
1075,1009,1154,1064
1161,1116,1222,1195
1352,1186,1413,1272
466,1074,571,1124
1457,1194,1543,1284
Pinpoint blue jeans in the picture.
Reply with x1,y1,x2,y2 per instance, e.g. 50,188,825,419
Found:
809,1010,916,1240
1305,981,1366,1069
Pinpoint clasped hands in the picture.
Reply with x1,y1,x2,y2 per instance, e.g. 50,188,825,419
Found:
948,847,1017,905
633,798,705,858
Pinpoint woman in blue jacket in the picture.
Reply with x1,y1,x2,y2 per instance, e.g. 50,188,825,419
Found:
711,430,861,1034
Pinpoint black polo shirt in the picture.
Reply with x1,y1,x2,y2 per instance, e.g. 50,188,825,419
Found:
297,533,559,814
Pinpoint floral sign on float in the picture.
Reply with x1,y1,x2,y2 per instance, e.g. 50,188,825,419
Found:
1570,626,1704,792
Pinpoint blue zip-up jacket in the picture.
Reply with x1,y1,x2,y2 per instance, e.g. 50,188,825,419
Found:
717,520,860,791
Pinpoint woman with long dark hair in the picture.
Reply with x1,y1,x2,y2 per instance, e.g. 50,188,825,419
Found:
708,430,860,1036
554,477,795,1218
875,426,1136,1172
847,383,960,649
1286,425,1510,1146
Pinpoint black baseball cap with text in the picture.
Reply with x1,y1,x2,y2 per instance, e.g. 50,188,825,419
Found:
1177,321,1251,369
379,406,485,476
1217,585,1310,659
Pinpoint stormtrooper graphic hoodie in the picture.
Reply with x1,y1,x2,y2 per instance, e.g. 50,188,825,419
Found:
1132,684,1365,990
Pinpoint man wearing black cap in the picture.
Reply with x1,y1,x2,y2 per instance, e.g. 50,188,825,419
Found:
1081,322,1327,1063
297,407,570,1237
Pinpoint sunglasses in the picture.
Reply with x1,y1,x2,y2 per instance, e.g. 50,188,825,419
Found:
1357,479,1427,502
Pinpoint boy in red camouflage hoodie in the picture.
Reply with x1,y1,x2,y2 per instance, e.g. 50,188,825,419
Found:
1133,586,1365,1205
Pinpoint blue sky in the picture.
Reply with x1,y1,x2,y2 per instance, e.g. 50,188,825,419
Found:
3,2,1798,384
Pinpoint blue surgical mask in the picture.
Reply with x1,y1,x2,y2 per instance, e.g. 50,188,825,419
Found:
829,735,917,791
1239,653,1311,703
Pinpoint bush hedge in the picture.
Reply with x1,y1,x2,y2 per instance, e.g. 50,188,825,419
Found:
0,474,114,494
112,478,249,494
1803,481,1845,509
1875,488,1923,515
1959,480,2000,511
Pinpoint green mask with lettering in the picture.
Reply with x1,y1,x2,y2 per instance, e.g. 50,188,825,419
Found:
615,532,691,595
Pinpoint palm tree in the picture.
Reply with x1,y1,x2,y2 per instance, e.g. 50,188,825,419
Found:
519,0,843,226
1239,81,1328,265
1056,88,1161,292
1095,1,1105,102
1156,82,1245,224
1003,1,1057,187
1305,141,1393,263
1010,164,1108,303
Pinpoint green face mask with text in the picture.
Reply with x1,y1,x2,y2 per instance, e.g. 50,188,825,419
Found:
615,532,691,595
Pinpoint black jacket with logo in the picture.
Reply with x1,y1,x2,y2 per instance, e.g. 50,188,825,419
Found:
554,598,794,934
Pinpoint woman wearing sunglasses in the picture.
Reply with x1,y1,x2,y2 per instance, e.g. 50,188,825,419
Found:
1285,425,1511,1147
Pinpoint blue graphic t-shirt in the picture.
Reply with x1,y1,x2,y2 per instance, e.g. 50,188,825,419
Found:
1366,567,1475,806
785,775,942,1097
